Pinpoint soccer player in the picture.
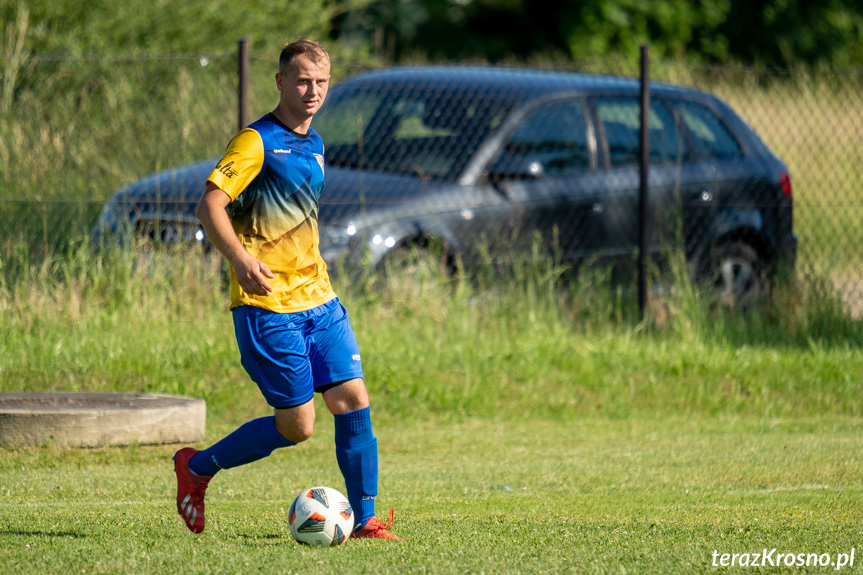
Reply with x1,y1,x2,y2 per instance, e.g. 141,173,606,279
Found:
172,39,402,541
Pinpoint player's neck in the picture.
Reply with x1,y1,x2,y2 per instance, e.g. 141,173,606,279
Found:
271,106,312,136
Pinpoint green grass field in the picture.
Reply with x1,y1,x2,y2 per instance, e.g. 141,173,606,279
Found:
0,415,863,573
1,417,862,574
1,249,862,573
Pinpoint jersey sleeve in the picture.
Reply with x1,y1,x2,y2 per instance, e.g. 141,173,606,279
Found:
206,128,265,201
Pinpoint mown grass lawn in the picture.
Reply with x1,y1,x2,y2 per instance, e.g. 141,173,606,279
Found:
2,415,861,574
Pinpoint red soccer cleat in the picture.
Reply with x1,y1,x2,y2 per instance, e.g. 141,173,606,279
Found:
173,447,212,534
350,508,406,541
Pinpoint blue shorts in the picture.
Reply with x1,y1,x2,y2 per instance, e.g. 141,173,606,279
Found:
232,298,364,409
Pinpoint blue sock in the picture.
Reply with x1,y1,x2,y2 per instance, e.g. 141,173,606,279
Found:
189,416,295,477
334,406,378,528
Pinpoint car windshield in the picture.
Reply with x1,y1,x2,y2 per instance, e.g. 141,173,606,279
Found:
314,79,511,180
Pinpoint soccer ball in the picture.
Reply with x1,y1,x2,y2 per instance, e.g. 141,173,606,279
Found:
288,486,355,546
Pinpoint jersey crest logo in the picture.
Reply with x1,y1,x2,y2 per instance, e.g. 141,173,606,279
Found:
313,153,325,175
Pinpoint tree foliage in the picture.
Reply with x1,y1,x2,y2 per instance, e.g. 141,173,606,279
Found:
3,0,862,69
717,0,863,68
337,0,863,68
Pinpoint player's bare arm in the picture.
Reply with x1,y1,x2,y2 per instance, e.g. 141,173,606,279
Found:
196,182,274,296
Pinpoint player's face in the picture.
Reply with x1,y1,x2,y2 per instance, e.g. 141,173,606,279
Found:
276,55,330,129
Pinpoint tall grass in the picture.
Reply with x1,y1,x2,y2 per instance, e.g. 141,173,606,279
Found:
0,55,237,200
2,244,860,428
0,243,239,415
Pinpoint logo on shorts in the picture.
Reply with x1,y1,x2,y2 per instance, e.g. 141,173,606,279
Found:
352,355,361,362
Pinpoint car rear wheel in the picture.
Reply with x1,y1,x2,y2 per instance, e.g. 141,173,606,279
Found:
703,241,766,310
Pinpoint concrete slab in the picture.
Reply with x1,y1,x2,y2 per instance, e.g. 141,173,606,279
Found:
0,392,206,447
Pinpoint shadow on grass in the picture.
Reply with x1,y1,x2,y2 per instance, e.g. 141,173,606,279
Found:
236,533,286,545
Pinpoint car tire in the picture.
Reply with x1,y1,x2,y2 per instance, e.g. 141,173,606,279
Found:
702,241,766,310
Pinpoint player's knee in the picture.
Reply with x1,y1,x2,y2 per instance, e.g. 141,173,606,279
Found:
277,421,314,444
292,427,314,444
324,378,370,414
276,410,315,443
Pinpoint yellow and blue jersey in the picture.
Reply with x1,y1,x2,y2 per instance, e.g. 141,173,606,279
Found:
207,114,335,313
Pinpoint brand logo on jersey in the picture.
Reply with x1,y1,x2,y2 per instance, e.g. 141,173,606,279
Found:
216,160,239,178
273,149,292,154
314,153,325,175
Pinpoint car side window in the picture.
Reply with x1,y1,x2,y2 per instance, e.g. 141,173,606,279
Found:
313,91,381,147
597,98,684,167
677,101,742,160
502,99,591,174
319,83,512,179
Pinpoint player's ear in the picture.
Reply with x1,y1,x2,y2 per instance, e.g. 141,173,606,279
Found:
275,73,283,91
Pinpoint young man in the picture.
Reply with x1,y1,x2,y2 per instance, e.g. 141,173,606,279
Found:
173,39,402,541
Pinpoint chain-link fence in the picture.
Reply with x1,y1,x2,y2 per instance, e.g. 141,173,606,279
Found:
1,49,861,317
1,52,236,249
650,61,863,319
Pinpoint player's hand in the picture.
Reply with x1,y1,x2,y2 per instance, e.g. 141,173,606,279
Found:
233,255,275,296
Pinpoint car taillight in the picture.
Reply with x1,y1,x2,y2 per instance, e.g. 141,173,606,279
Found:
779,171,792,197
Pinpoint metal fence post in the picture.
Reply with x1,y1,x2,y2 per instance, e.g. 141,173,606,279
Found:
638,45,650,319
238,38,249,132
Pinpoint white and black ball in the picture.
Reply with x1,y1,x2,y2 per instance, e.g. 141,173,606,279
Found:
288,486,355,546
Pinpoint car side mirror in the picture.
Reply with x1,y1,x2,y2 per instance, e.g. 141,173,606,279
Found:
487,155,545,182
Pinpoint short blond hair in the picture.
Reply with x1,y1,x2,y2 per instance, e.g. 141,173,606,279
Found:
279,40,329,74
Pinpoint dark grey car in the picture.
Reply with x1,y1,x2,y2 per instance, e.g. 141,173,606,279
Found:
94,66,796,305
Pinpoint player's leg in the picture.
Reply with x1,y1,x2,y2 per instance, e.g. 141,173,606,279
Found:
323,376,369,412
173,305,316,533
273,399,316,443
311,299,404,540
188,304,317,474
323,378,372,525
174,408,307,534
324,380,402,540
190,399,313,477
323,379,376,521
